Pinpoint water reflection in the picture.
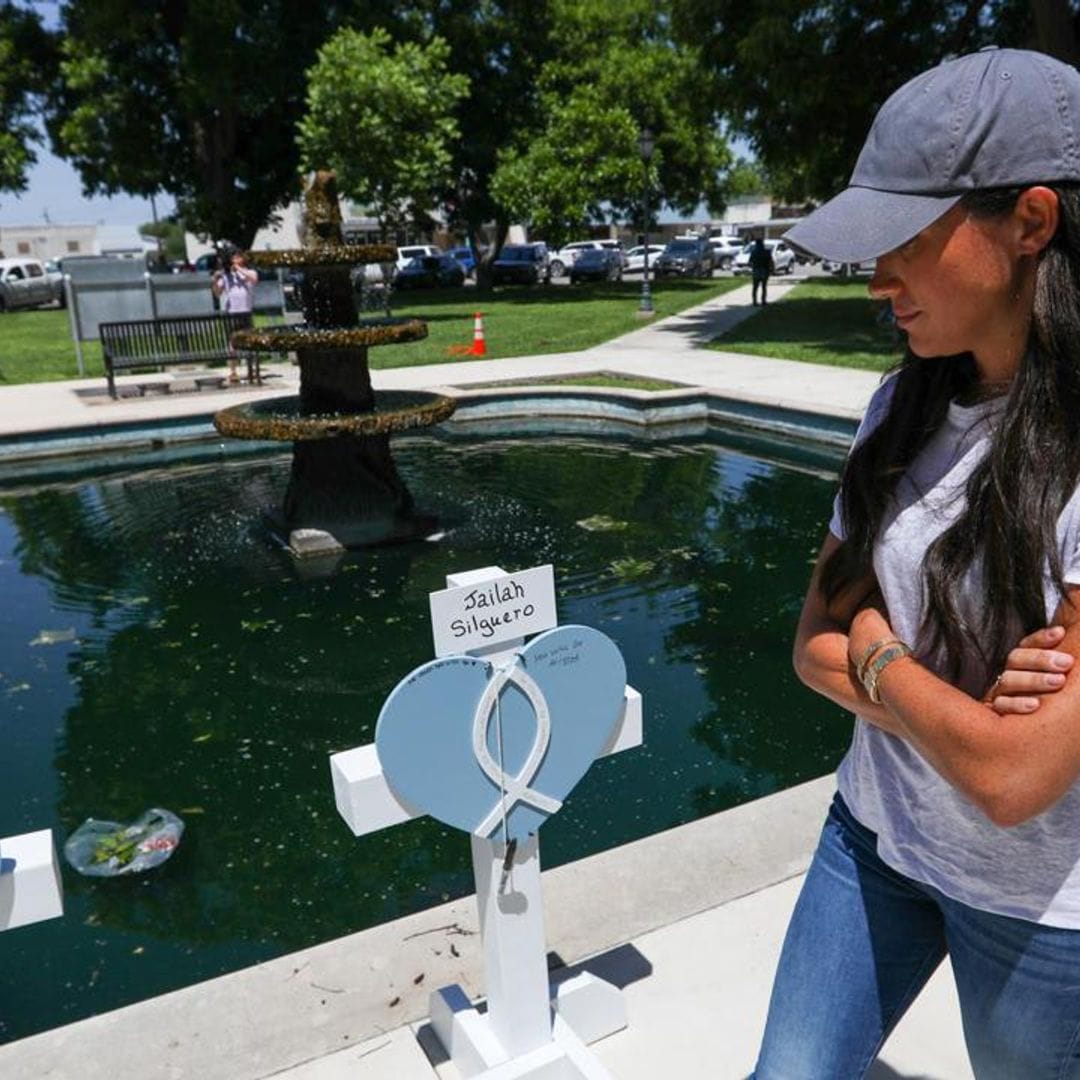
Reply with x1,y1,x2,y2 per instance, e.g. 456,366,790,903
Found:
0,432,850,1041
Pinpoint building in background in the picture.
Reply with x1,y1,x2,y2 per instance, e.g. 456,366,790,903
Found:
184,199,446,262
0,222,153,261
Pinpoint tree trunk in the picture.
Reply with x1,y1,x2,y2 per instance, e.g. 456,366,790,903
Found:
473,216,509,293
1030,0,1080,65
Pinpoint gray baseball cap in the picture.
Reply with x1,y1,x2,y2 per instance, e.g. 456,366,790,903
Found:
785,48,1080,263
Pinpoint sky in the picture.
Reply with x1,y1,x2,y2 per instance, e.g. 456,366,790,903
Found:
0,144,178,228
1,2,173,226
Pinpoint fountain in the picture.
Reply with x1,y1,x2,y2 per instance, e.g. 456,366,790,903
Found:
212,171,456,554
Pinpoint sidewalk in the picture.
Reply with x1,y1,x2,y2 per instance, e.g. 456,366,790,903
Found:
0,278,879,440
0,283,969,1080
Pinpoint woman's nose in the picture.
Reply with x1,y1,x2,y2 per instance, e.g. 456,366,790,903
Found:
868,258,899,299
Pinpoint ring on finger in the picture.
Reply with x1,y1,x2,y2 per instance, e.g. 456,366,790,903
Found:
989,672,1005,699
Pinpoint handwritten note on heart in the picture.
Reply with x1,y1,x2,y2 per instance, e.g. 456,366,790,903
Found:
375,625,626,843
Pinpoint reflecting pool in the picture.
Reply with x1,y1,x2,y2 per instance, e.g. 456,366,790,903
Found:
0,428,853,1041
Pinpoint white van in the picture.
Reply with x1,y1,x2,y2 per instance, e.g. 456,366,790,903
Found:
550,240,624,277
732,240,797,276
0,258,64,311
396,245,440,271
708,235,745,270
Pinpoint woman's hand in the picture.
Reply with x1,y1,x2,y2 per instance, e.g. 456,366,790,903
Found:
986,625,1075,714
846,591,894,673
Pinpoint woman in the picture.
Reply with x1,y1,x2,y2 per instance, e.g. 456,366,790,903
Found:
212,248,257,383
755,49,1080,1078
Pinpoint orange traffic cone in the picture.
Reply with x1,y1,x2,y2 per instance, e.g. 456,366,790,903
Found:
469,311,487,357
446,312,489,358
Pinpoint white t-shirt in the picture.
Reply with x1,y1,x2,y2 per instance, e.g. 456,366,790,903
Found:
830,375,1080,927
219,269,255,314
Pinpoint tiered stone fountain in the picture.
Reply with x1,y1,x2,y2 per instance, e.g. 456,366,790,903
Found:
213,172,455,554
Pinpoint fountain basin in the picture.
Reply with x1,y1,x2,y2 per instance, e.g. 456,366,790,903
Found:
230,318,427,354
213,390,456,442
246,244,396,269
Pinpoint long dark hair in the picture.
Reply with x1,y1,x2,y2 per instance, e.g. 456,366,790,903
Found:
821,184,1080,679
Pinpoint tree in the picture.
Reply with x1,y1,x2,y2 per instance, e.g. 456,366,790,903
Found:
0,2,55,196
403,0,558,275
297,28,469,238
671,0,1070,204
139,217,187,262
46,4,392,248
490,0,734,248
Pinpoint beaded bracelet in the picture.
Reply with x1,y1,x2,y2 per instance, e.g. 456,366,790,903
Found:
863,642,913,704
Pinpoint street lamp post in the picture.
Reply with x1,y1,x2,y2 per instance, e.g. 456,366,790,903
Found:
638,127,656,317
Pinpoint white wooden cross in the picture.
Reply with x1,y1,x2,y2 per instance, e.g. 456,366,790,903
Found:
330,565,643,1079
0,829,63,931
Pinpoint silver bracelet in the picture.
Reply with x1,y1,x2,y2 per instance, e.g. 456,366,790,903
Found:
863,642,913,704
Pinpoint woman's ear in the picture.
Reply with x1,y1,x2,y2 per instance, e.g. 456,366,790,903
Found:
1014,186,1060,255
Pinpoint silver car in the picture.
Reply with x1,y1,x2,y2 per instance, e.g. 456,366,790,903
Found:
0,258,64,311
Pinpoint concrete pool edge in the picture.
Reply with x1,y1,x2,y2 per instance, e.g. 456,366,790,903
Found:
0,381,858,471
0,775,836,1080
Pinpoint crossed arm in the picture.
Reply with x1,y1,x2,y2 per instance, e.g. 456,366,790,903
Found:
795,533,1080,827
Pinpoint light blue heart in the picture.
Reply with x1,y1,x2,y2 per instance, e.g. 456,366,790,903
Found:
375,625,626,842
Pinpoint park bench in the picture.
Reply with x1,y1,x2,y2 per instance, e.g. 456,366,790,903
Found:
99,313,262,399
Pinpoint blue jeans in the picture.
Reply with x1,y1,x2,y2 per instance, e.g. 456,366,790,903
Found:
754,794,1080,1079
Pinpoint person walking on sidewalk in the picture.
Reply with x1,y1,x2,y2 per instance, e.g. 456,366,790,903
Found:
748,237,773,305
212,248,257,383
754,48,1080,1079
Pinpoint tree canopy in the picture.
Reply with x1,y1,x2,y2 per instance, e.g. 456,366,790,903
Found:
26,0,1080,247
670,0,1072,202
297,28,469,237
45,3,392,247
490,0,735,247
0,2,55,196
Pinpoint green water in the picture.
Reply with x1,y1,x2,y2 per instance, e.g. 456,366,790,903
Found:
0,430,852,1042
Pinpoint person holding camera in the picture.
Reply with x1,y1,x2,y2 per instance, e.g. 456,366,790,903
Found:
211,249,257,383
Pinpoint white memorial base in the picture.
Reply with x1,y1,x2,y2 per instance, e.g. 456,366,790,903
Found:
430,972,625,1080
0,829,64,931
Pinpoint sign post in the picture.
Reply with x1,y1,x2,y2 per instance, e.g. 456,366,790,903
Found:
330,564,642,1079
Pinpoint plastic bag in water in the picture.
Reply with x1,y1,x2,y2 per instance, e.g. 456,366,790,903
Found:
64,808,184,877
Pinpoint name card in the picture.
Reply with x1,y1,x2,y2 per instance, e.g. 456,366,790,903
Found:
429,564,557,656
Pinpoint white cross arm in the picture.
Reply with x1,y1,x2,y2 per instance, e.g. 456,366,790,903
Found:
0,829,64,931
331,685,642,837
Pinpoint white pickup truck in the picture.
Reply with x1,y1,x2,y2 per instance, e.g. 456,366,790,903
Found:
0,257,65,311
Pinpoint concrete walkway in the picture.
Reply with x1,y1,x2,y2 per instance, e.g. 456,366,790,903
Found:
0,278,879,440
0,282,973,1080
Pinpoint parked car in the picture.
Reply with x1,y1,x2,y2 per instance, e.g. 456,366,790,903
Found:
491,243,551,285
823,257,877,275
396,244,440,271
707,235,745,270
193,252,222,274
0,257,64,311
732,240,797,276
549,239,624,277
654,237,714,278
43,259,67,306
568,247,623,284
395,253,467,289
623,244,667,273
446,245,482,278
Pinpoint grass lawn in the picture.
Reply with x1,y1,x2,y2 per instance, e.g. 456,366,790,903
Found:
711,275,904,372
369,277,743,368
0,277,743,386
0,307,105,384
466,371,686,391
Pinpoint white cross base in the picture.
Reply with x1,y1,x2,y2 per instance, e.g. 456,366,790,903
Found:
329,567,643,1079
0,829,64,931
